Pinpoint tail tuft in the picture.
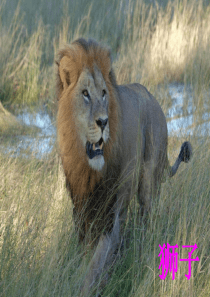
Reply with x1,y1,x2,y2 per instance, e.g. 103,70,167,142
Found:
178,141,192,163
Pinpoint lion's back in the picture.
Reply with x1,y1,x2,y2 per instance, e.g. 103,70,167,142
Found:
117,83,168,172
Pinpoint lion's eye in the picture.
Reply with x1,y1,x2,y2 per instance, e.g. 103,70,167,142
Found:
102,89,106,100
82,90,90,102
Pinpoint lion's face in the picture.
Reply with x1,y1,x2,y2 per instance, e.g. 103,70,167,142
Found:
71,66,110,171
57,40,119,174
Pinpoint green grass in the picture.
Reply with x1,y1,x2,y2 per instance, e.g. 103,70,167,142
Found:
0,0,210,296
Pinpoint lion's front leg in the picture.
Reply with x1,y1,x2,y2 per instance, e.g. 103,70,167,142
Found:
81,207,121,295
81,180,134,295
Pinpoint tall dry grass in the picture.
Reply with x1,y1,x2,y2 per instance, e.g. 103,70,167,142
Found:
1,0,209,122
0,138,209,296
0,0,210,296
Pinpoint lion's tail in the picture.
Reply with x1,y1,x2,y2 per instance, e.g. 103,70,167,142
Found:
167,141,192,178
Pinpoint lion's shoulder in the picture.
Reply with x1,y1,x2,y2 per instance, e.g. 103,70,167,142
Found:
118,83,152,100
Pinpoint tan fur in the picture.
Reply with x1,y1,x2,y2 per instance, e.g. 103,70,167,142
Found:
56,38,192,294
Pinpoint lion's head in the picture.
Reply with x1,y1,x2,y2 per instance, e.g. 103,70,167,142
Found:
56,38,121,197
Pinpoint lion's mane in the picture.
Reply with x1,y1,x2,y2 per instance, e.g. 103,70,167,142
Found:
56,39,122,241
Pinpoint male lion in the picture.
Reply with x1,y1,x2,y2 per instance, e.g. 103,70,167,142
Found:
56,38,192,295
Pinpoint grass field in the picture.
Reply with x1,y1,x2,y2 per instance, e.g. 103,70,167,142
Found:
0,0,210,296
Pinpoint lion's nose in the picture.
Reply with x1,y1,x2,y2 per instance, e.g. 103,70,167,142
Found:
96,118,108,132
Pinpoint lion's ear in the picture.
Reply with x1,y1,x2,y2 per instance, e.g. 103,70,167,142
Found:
107,49,112,72
103,48,113,78
58,56,72,90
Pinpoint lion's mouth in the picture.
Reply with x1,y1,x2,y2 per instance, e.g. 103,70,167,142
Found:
86,137,104,159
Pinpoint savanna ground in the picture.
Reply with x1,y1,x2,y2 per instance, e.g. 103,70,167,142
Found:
0,0,210,296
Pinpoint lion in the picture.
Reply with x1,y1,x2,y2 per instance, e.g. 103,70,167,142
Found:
56,38,192,295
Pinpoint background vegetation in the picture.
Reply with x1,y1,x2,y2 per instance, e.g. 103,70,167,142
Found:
0,0,210,296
